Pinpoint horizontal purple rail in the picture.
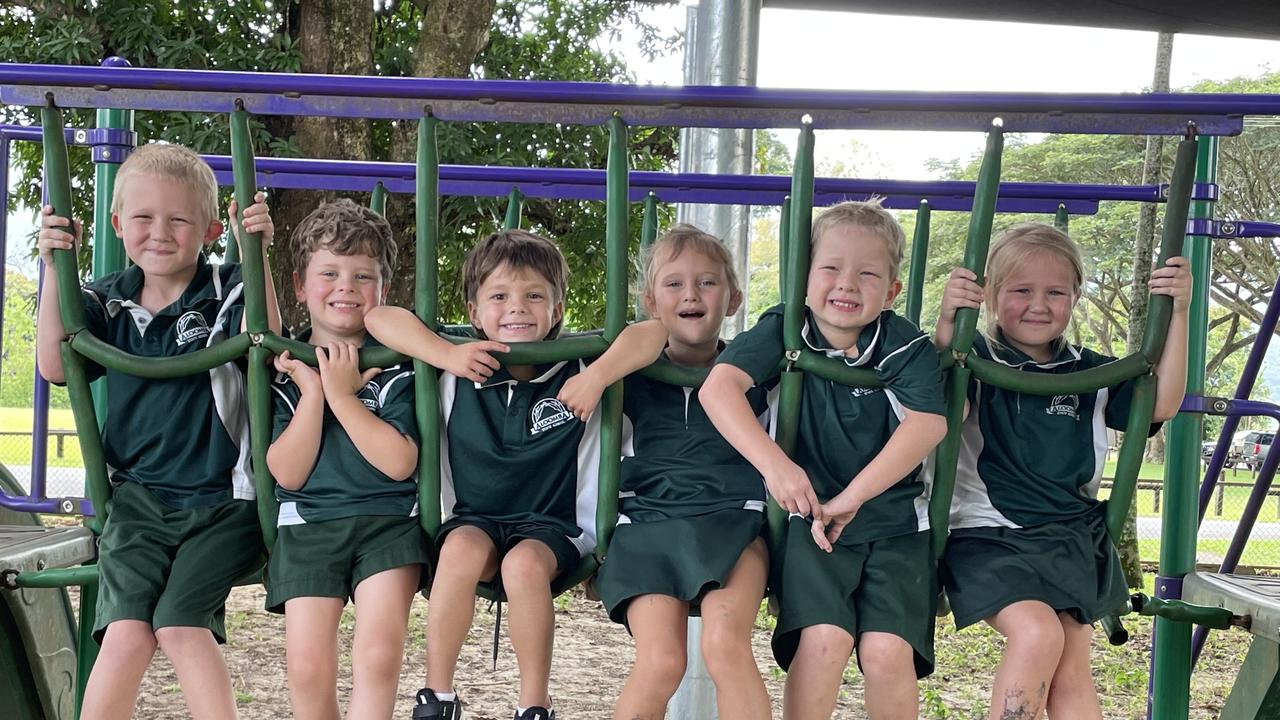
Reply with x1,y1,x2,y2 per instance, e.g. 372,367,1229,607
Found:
0,63,1252,134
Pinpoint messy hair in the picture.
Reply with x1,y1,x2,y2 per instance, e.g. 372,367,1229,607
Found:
290,199,398,284
984,222,1085,342
639,223,742,300
810,199,906,280
463,229,569,338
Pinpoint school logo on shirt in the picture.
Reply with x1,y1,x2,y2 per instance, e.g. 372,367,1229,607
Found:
359,380,382,412
530,398,576,435
1046,394,1080,420
849,387,879,398
175,311,211,346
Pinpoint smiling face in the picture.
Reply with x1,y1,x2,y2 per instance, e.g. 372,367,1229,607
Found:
467,263,564,343
805,223,902,351
991,249,1079,362
112,172,222,288
294,248,386,344
644,245,740,360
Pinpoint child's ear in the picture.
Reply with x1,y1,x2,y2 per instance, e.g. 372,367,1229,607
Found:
552,300,564,328
725,287,743,317
467,300,481,331
883,279,903,309
642,291,658,319
292,271,306,303
111,213,123,236
204,219,225,246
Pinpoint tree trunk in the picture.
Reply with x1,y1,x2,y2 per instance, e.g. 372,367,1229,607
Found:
1118,32,1174,588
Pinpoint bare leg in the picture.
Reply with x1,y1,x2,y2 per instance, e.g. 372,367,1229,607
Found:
349,565,420,720
425,527,499,694
857,631,918,720
1045,613,1102,720
782,624,854,720
613,594,689,719
80,620,157,720
700,538,770,720
987,600,1066,720
501,539,559,709
155,625,239,720
282,596,344,720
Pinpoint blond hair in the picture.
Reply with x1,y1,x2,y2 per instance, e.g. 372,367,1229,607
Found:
463,229,569,339
640,224,741,300
290,199,398,284
111,143,219,224
810,199,906,280
984,222,1085,340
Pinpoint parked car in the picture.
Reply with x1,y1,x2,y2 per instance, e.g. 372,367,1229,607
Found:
1236,431,1275,471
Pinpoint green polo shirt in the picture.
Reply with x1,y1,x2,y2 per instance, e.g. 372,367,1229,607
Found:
79,255,251,509
716,304,945,546
950,333,1153,529
270,335,419,525
440,360,599,557
618,362,771,523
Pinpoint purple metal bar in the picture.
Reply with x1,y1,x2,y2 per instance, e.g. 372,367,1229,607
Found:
1187,218,1280,238
30,262,49,504
0,134,8,373
0,63,1249,134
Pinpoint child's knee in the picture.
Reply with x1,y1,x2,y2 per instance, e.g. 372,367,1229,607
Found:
796,624,855,665
154,625,216,657
288,647,336,689
500,543,556,590
1005,617,1066,661
437,529,497,579
700,620,754,673
635,643,688,696
102,620,158,659
355,637,406,682
856,633,913,681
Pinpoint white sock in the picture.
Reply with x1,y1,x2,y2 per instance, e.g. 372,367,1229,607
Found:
434,691,456,702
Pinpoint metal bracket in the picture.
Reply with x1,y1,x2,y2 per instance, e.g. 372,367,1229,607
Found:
784,349,800,371
0,568,17,590
1181,394,1230,415
950,349,969,368
249,332,265,346
1155,574,1184,600
1186,218,1280,239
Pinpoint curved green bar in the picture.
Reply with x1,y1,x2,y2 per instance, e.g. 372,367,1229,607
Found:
950,123,1004,357
636,192,658,319
248,345,277,547
905,200,931,327
370,181,388,216
415,116,442,538
229,107,268,334
503,187,523,230
60,344,109,534
794,349,881,388
260,331,404,369
1140,134,1197,365
604,116,629,341
930,365,971,559
1105,374,1157,542
71,331,252,379
1135,594,1233,630
636,356,709,388
967,352,1150,396
784,124,815,352
41,105,87,336
1100,614,1129,646
1054,203,1069,232
595,381,623,556
770,370,804,551
12,566,100,589
779,195,792,301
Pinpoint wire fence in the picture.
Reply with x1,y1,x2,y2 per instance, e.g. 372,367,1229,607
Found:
0,428,88,500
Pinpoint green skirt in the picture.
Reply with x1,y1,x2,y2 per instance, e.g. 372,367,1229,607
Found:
596,508,764,625
941,508,1128,629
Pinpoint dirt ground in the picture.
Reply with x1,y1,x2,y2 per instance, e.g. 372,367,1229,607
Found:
57,582,1250,719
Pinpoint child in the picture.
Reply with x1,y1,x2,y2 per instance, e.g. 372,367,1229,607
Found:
934,223,1190,719
556,224,771,720
36,142,280,720
366,228,655,720
264,199,427,719
701,200,948,720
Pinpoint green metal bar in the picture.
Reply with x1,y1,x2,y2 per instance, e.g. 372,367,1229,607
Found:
636,357,709,388
370,181,388,216
503,187,524,230
1133,594,1234,629
595,380,623,557
11,566,100,588
1054,203,1069,232
415,115,442,538
968,352,1149,396
71,331,252,379
779,195,792,302
794,349,881,388
905,199,931,327
41,103,86,335
228,105,268,334
950,122,1004,357
1152,133,1216,720
604,115,629,342
74,578,98,718
636,192,658,320
1104,374,1158,540
91,106,131,425
248,345,276,547
1141,132,1197,365
770,370,804,551
784,124,814,352
930,365,971,559
60,344,108,535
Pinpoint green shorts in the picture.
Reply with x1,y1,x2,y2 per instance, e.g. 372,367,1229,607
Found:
942,508,1128,629
94,481,264,644
439,515,582,580
265,515,431,613
596,509,765,625
772,518,936,678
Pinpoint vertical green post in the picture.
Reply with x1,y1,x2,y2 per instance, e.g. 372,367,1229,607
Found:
248,345,276,547
784,122,814,352
370,181,388,216
636,192,658,320
1151,135,1215,720
1054,203,1069,232
91,106,133,433
504,187,524,230
950,121,1004,355
228,105,267,334
604,115,629,342
779,196,792,302
414,115,442,540
905,199,931,326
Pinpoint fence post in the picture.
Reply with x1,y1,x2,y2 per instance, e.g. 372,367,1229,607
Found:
1153,484,1162,514
1215,484,1223,516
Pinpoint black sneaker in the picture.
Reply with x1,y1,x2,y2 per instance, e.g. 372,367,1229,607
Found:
412,689,462,719
513,707,555,720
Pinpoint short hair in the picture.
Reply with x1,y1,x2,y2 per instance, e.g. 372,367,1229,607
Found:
640,223,741,300
462,229,569,338
810,199,906,280
984,222,1085,340
290,199,398,284
111,143,219,224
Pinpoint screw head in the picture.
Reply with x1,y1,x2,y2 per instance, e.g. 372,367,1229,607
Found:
74,130,87,143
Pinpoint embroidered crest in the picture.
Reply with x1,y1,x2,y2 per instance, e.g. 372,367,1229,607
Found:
849,387,879,398
530,397,575,435
175,311,211,346
1046,394,1080,420
360,380,382,412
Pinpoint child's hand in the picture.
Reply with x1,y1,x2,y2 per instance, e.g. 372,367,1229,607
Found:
317,343,380,398
1150,256,1192,312
810,498,861,553
228,191,274,252
274,350,321,396
764,458,822,521
37,206,81,266
441,339,509,383
558,370,605,421
939,268,983,321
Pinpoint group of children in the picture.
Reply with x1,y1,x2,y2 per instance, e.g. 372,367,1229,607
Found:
35,141,1191,720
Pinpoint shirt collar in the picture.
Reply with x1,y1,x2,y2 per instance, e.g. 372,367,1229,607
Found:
477,360,568,389
104,254,214,316
986,329,1081,369
800,308,883,368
